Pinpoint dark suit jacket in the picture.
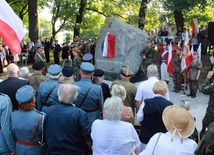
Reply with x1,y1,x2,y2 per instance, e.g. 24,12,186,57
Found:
0,77,28,110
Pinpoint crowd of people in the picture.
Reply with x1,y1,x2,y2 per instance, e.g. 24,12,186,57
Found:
0,26,214,155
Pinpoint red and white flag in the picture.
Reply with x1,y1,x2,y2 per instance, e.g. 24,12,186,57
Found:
102,32,115,58
0,0,25,54
167,42,173,74
197,43,201,60
181,46,194,73
190,44,194,55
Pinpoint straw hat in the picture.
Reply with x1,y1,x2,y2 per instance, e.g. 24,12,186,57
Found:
162,105,195,141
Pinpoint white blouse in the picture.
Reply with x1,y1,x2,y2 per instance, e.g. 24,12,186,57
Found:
139,132,197,155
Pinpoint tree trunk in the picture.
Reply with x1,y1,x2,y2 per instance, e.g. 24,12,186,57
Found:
74,0,87,37
174,10,184,31
28,0,38,43
138,0,148,30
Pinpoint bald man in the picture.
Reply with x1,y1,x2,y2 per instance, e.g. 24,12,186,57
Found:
0,63,28,110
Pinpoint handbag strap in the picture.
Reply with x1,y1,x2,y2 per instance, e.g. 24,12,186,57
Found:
43,82,60,104
30,114,42,142
79,84,93,108
152,132,162,155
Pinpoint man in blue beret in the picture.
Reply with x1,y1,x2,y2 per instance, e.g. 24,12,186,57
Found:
74,62,103,127
37,64,62,113
0,93,15,155
82,53,93,64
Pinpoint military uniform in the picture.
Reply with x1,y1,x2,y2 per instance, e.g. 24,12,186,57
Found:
29,72,48,93
0,93,15,155
34,51,47,75
36,65,62,113
111,78,136,110
11,85,46,155
111,66,136,111
140,47,156,73
200,78,214,137
187,59,202,96
73,54,81,82
172,53,182,92
11,110,46,155
74,62,103,128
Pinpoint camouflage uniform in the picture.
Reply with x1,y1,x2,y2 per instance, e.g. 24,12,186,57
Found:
72,54,81,82
172,53,182,91
200,78,214,137
140,47,157,73
187,59,202,95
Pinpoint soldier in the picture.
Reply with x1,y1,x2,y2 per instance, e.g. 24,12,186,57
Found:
0,93,15,155
200,71,214,137
53,40,61,65
140,39,157,73
34,45,47,75
36,64,62,112
111,66,136,112
172,46,182,92
187,51,202,98
59,66,74,84
82,53,93,64
29,61,48,98
11,85,46,155
72,49,82,82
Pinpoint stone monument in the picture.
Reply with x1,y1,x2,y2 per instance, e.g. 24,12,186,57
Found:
95,17,148,80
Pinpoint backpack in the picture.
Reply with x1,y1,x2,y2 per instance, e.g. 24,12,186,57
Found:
195,122,214,155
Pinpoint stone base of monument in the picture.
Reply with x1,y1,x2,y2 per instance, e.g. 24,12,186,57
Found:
104,70,147,83
130,70,147,83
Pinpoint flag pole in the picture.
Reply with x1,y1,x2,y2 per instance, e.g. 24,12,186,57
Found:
183,69,187,95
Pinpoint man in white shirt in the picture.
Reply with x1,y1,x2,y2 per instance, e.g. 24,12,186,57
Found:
135,64,170,112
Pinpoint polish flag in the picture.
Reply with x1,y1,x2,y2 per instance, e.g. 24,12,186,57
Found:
197,43,201,60
167,42,173,74
181,46,194,73
190,44,194,55
102,32,116,58
0,0,25,54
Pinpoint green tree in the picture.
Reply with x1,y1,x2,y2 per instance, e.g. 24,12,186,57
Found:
161,0,209,31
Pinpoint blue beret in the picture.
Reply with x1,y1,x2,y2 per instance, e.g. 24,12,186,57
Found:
16,85,35,103
48,64,62,75
62,66,74,77
82,53,93,62
80,62,94,73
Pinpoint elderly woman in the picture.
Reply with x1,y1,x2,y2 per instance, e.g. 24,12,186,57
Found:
139,105,197,155
110,84,134,124
187,51,202,98
91,96,140,155
136,81,173,152
11,85,46,155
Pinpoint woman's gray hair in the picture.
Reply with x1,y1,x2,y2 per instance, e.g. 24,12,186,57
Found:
58,84,80,104
104,96,124,120
110,84,126,101
153,81,168,96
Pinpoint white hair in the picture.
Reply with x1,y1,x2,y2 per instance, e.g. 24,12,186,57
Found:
58,84,80,104
7,63,19,77
110,84,126,101
19,67,29,79
104,96,123,120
